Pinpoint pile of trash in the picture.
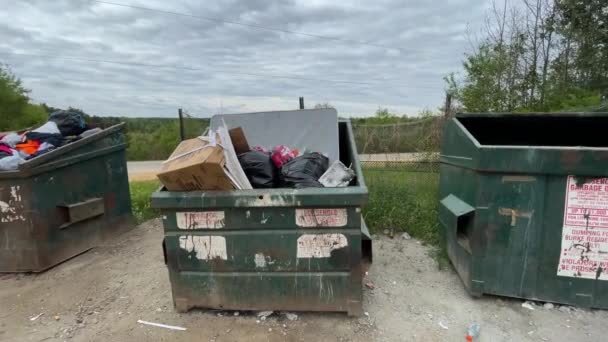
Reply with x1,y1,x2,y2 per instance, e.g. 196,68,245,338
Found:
0,110,98,171
156,125,355,191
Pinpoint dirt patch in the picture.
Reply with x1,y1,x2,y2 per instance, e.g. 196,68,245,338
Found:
1,220,606,341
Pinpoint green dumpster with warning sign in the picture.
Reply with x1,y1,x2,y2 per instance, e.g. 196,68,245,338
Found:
439,112,608,308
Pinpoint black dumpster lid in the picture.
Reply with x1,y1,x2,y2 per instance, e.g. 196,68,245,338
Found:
456,112,608,147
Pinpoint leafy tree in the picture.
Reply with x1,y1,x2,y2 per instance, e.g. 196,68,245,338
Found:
313,103,334,109
0,64,46,131
448,0,606,113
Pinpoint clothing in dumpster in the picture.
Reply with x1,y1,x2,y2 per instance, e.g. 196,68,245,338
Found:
0,155,23,171
0,113,99,171
24,132,64,147
15,140,41,155
0,144,13,156
25,143,56,160
1,133,22,148
31,121,61,135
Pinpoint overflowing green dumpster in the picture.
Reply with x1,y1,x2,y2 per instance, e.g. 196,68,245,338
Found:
0,124,132,272
439,113,608,308
151,120,371,315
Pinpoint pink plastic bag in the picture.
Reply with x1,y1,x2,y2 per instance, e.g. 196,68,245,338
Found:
271,145,299,168
253,145,270,153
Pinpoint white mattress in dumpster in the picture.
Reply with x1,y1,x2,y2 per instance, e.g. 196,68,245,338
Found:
210,109,339,164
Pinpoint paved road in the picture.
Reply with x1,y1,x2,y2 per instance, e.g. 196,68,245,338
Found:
127,153,439,181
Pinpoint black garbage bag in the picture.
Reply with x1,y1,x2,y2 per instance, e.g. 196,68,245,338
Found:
238,150,278,188
49,110,86,136
280,152,329,188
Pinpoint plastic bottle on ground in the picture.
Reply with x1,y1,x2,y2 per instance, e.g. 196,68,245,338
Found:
466,322,480,341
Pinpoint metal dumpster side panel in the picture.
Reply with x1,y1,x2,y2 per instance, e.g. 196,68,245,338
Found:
0,179,38,270
440,113,608,309
153,120,368,315
474,173,547,298
165,224,363,314
0,126,133,272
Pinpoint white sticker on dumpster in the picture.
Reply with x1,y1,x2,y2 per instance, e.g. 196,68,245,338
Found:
179,235,227,260
176,211,225,229
297,234,348,258
557,176,608,280
295,208,347,227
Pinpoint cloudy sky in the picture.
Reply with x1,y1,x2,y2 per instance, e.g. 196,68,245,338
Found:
0,0,490,118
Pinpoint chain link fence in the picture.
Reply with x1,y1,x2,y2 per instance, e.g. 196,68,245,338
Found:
356,117,444,239
353,116,444,172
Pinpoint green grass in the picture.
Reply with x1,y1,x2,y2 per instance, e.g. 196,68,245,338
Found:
363,170,440,245
129,180,160,224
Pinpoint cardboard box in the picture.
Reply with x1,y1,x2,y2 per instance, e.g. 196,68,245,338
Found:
228,127,250,155
157,137,235,191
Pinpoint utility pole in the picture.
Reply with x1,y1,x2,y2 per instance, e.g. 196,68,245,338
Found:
178,108,185,141
299,97,304,109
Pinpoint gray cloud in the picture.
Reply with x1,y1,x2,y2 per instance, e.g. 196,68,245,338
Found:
0,0,488,117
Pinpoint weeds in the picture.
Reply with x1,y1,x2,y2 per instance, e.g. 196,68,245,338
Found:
363,170,440,245
129,180,160,224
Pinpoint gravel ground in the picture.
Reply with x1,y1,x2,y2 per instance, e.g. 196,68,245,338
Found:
1,219,606,342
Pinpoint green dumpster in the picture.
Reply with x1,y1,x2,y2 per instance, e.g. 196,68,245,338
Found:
439,112,608,308
151,120,371,315
0,124,133,272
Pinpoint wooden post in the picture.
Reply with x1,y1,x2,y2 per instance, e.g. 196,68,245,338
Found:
444,93,452,117
178,108,185,141
299,97,304,109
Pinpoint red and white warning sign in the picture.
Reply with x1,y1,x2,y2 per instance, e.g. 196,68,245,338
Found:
176,211,225,229
557,176,608,280
295,208,347,227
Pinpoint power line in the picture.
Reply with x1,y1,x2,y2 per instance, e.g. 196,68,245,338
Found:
1,52,443,90
91,0,401,51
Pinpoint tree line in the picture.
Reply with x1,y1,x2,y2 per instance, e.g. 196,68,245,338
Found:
446,0,607,112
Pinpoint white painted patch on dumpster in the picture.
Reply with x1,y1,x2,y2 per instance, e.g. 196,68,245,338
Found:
176,211,225,229
10,186,21,201
557,176,608,280
1,185,25,223
296,208,347,227
297,234,348,258
254,253,267,268
179,235,227,260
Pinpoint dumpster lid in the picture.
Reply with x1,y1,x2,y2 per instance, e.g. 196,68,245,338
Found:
456,112,608,147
